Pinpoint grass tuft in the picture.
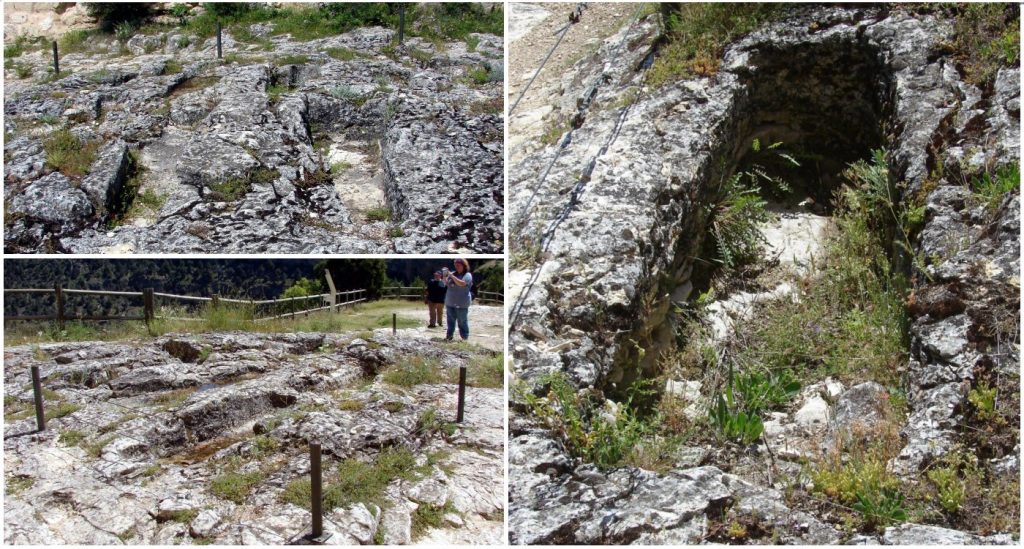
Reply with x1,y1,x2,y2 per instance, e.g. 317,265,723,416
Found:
44,130,99,178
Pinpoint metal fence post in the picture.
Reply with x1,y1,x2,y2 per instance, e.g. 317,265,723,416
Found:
392,313,397,336
31,366,46,431
54,284,65,331
143,288,155,326
398,5,405,44
456,366,467,423
216,22,223,59
310,442,323,539
51,41,59,75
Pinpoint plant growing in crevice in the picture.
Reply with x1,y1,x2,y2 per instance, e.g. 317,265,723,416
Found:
44,129,99,178
524,372,659,468
708,386,763,445
706,172,773,270
852,488,908,530
732,369,800,417
968,161,1019,217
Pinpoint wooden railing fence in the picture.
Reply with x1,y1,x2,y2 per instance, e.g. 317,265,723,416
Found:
382,286,504,304
3,285,368,327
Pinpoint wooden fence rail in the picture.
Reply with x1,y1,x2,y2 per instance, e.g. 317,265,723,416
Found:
382,286,504,304
4,287,370,327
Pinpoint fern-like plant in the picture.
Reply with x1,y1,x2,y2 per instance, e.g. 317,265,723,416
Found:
708,173,773,270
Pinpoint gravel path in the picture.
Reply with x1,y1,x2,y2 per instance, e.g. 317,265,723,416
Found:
395,303,504,352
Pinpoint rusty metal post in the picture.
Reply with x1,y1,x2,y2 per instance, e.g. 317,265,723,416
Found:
310,442,323,539
398,5,406,44
54,284,65,331
51,41,59,75
456,366,467,423
392,313,397,336
216,22,222,59
143,288,155,326
31,366,46,431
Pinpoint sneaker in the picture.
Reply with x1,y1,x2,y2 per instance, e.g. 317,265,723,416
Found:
427,324,435,328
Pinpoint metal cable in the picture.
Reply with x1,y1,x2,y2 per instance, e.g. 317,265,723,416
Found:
510,5,651,329
508,3,587,117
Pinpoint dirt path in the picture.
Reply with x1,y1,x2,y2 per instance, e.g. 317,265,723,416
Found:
508,2,634,160
394,303,504,353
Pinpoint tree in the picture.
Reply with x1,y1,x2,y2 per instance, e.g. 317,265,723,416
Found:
85,3,154,31
321,259,387,299
474,260,504,294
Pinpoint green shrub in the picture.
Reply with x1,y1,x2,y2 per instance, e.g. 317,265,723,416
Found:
365,207,391,222
44,129,99,178
523,373,657,468
969,162,1019,216
812,452,899,505
280,478,312,508
210,471,264,503
5,35,41,58
58,30,95,53
411,500,456,539
58,429,86,446
324,446,420,510
164,508,199,524
114,21,136,43
326,47,359,61
927,464,966,514
6,476,34,495
274,54,308,66
463,66,490,86
732,369,800,417
164,60,184,75
328,85,365,105
416,407,458,438
207,168,276,201
13,64,33,79
46,402,80,420
945,3,1020,85
84,435,115,458
648,4,789,88
382,356,445,387
968,380,998,420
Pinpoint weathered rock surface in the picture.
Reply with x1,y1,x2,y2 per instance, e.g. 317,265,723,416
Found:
4,332,503,545
4,23,503,253
508,4,1018,545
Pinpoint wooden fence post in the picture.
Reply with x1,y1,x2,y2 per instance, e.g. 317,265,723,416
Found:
392,313,397,336
212,295,220,309
310,442,324,539
216,22,222,59
456,366,467,423
51,41,59,75
54,284,65,331
31,366,46,431
143,288,155,326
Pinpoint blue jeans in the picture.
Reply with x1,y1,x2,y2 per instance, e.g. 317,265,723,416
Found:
446,306,469,340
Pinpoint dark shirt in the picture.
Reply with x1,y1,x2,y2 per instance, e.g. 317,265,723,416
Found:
426,279,447,303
